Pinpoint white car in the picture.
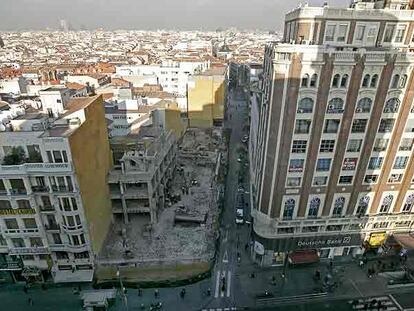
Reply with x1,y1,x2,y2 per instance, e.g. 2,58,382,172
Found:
236,208,244,224
241,135,249,143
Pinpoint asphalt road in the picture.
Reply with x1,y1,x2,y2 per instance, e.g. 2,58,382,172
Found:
202,87,251,311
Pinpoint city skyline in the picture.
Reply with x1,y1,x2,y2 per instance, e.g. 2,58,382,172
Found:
0,0,345,31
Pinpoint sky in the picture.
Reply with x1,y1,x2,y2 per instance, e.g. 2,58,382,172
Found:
0,0,346,31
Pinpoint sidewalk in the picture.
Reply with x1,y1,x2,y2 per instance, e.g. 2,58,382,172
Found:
233,251,414,308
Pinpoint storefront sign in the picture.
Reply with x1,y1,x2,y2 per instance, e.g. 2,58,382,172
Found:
254,232,363,252
296,236,352,248
0,209,36,216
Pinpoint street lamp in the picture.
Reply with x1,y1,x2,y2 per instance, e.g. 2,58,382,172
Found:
117,268,128,311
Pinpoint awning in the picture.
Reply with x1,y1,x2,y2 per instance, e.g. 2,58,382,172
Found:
288,249,319,265
393,233,414,250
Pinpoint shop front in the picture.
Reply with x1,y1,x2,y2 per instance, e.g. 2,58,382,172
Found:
253,232,364,266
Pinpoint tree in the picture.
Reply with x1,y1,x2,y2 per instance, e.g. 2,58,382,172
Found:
2,146,26,165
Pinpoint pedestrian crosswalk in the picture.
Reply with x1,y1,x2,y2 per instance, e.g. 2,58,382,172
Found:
201,308,237,311
214,270,232,298
348,295,402,310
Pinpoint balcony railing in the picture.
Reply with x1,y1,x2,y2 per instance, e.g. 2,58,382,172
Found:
9,189,27,195
39,205,54,212
0,190,7,196
9,247,48,255
51,185,73,193
32,185,49,193
44,224,60,231
0,162,72,175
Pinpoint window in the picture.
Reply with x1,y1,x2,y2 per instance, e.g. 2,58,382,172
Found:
338,175,353,184
74,252,90,259
394,156,409,169
332,197,345,217
405,119,414,133
388,173,403,183
320,140,335,153
337,24,348,42
17,200,31,209
56,251,69,260
308,198,320,218
313,176,328,186
0,200,12,210
295,120,312,134
370,74,378,88
347,139,362,152
283,199,295,220
316,158,331,171
289,159,304,172
378,119,395,133
52,233,62,245
383,24,395,43
11,238,25,248
373,138,389,152
356,196,370,215
367,27,378,44
391,75,400,89
302,226,319,233
286,177,301,187
325,24,336,41
297,98,314,113
351,119,367,133
301,74,309,87
383,98,400,113
326,225,343,231
402,194,414,212
340,74,349,88
310,74,318,87
364,174,378,184
327,98,344,113
400,74,408,88
342,158,358,171
4,219,18,229
332,74,340,88
368,157,383,169
356,25,366,41
23,218,37,229
395,25,406,43
379,195,393,213
29,237,43,247
356,98,372,113
399,138,414,151
362,74,370,87
292,140,307,153
52,151,63,163
324,119,340,133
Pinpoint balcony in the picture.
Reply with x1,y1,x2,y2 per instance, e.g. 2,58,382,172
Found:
32,185,49,193
0,260,23,271
9,247,49,255
0,190,7,196
0,162,72,175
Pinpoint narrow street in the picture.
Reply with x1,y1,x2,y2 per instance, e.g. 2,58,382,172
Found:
204,86,251,310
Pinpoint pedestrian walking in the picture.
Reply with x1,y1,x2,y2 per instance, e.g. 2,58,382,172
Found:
206,288,211,296
27,297,33,306
23,285,28,294
359,259,364,268
154,289,159,298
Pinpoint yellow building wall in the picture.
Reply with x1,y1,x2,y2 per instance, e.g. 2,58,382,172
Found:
164,107,187,139
188,75,225,128
68,95,113,255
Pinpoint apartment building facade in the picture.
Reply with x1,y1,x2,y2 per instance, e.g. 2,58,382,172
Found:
0,95,113,282
108,126,177,224
251,0,414,266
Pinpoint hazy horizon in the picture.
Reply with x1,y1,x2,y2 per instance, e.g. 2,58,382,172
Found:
0,0,346,32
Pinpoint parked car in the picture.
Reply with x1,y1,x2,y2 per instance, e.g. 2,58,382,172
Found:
236,208,244,224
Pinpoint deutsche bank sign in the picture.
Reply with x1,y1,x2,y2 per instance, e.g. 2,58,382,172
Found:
296,235,354,249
